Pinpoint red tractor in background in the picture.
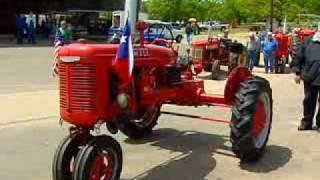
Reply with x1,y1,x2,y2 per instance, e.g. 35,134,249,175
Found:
297,28,316,42
192,37,248,80
52,17,273,180
274,32,291,73
290,28,316,63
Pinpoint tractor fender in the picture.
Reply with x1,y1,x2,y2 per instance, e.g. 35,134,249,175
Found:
224,67,252,105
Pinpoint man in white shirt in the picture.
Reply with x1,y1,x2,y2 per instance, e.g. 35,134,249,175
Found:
26,12,36,44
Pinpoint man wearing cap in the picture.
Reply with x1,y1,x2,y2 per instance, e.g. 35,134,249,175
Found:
262,32,278,73
247,32,260,71
292,30,320,131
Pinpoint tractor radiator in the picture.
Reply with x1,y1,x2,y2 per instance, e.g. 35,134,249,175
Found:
59,63,97,112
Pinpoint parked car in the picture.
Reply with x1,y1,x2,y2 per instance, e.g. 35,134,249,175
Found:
170,22,183,30
144,20,184,43
107,20,184,44
199,21,230,31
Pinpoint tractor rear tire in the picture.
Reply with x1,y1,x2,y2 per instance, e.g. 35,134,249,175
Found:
72,135,123,180
53,134,89,180
211,60,221,80
118,106,161,139
230,76,273,162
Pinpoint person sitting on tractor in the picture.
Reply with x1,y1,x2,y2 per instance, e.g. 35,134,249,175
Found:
220,29,232,41
247,32,261,71
292,30,320,131
55,20,73,45
219,29,232,53
262,32,278,73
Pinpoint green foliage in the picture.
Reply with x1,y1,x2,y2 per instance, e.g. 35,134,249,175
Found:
143,0,320,24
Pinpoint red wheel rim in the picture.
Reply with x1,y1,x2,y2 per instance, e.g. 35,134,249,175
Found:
89,151,114,180
253,101,267,138
252,99,269,148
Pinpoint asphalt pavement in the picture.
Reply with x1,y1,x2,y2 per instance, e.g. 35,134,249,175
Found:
0,42,319,180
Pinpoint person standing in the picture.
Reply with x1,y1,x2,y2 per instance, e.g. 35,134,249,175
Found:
54,20,73,45
247,32,260,71
186,23,193,45
292,31,320,131
26,12,36,44
262,32,278,73
16,14,26,44
255,31,262,66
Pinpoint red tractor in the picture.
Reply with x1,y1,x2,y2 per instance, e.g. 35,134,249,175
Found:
192,37,248,80
297,28,316,43
274,32,291,73
290,28,316,63
52,21,273,180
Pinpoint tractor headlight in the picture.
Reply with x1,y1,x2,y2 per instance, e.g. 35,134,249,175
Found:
117,93,130,109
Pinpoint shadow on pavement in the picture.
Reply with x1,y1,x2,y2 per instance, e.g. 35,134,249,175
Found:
124,128,292,180
125,128,225,180
240,145,292,173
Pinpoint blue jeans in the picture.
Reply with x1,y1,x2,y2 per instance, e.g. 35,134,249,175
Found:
28,30,36,44
186,34,193,45
264,54,275,73
17,28,24,44
248,50,257,71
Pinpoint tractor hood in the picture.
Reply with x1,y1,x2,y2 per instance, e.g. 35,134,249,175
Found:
192,39,220,48
58,43,119,60
58,43,177,67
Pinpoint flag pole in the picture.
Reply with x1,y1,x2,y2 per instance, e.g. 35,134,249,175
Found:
124,0,139,35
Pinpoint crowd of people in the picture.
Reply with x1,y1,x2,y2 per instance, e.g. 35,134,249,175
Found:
16,12,37,44
246,31,279,73
15,11,73,45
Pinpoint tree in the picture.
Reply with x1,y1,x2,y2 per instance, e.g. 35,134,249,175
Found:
144,0,320,24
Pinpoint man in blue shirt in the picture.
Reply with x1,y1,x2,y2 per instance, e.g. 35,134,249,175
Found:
263,32,278,73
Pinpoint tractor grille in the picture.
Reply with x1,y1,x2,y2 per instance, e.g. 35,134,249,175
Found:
193,48,203,59
59,63,97,112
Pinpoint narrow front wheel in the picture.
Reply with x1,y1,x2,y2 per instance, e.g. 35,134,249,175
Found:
73,135,123,180
53,133,89,180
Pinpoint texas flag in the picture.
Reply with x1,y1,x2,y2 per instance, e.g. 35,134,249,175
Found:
113,19,134,85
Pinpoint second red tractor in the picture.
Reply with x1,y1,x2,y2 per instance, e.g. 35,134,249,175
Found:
192,36,248,80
